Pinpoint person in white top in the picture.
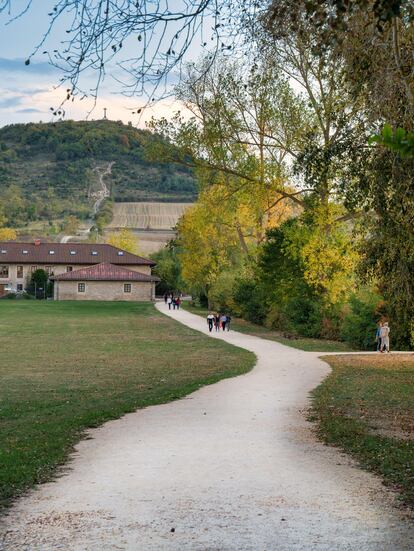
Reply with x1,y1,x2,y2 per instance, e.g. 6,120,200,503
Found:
167,296,172,310
207,313,215,333
380,322,390,353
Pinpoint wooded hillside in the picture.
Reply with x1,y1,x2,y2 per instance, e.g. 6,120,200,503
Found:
0,120,196,226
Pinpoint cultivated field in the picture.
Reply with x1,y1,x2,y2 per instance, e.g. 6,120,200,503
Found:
0,301,254,510
108,202,193,230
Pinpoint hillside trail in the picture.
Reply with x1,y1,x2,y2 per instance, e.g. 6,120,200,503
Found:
1,303,413,550
60,161,114,244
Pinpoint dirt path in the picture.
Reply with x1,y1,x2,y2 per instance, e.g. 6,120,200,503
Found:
1,304,413,550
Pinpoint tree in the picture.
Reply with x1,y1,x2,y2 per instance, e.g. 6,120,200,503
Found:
28,269,50,299
107,229,138,254
151,241,184,294
0,228,17,241
62,215,80,235
264,1,414,345
0,1,259,108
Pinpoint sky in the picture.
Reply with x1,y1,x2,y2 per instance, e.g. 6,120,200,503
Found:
0,1,207,128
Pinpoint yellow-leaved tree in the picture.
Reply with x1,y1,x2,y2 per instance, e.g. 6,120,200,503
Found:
0,228,17,241
107,229,139,254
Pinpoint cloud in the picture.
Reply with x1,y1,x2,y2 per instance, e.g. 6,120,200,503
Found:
16,108,43,113
0,57,57,74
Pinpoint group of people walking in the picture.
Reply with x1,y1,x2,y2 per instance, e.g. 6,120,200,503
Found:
206,312,232,333
164,292,181,310
375,321,390,353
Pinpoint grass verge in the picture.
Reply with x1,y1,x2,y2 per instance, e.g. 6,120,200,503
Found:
181,302,353,352
310,354,414,508
0,301,255,511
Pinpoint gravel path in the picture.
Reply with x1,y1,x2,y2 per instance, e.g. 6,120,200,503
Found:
1,303,413,550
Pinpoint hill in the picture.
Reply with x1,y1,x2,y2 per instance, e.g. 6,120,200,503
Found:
0,120,196,228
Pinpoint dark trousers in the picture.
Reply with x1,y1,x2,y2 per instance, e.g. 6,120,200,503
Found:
208,321,213,332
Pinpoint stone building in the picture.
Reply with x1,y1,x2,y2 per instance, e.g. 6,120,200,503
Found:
0,240,159,300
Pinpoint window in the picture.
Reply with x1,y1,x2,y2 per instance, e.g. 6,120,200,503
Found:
66,266,73,272
45,266,53,276
31,266,36,272
124,283,132,293
49,250,55,255
70,250,76,255
17,266,23,278
22,250,28,255
91,251,98,256
17,284,23,292
78,282,85,293
0,265,8,277
1,250,6,254
118,251,124,256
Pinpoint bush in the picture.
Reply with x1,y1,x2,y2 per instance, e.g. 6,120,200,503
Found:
233,277,267,325
340,289,385,350
209,271,238,313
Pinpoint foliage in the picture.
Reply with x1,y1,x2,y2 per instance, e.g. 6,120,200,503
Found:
208,271,239,313
94,199,113,233
233,275,267,325
340,289,385,350
370,124,414,158
107,228,138,254
30,269,48,287
62,215,80,235
0,227,17,241
151,241,183,295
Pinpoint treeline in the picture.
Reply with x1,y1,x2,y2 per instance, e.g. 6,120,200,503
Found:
151,4,414,350
0,119,197,227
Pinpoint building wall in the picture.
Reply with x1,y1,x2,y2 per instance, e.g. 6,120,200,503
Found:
0,263,153,291
55,280,154,301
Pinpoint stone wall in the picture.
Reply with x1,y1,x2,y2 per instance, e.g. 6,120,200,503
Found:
55,280,154,301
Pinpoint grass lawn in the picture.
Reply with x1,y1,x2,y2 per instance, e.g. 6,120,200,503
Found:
310,354,414,508
181,302,353,352
0,301,255,511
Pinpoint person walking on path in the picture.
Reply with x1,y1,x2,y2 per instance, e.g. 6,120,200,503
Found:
375,322,383,352
380,322,390,353
220,314,227,331
214,313,220,332
207,312,215,333
175,297,181,310
167,296,172,310
226,315,232,331
164,292,168,304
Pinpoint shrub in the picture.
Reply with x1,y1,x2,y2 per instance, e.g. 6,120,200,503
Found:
340,289,385,350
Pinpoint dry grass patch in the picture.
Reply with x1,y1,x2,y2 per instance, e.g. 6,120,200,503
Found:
311,354,414,508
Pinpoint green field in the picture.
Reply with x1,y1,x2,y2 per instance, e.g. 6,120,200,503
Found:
0,301,254,511
311,354,414,508
181,303,354,352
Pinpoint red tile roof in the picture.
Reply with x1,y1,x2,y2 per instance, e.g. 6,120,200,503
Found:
0,242,155,266
51,262,160,282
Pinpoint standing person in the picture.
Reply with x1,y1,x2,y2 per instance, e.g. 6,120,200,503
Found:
220,314,227,331
214,313,220,332
176,296,181,310
164,292,168,304
207,312,215,333
167,295,172,310
380,322,390,353
375,322,383,352
226,314,232,331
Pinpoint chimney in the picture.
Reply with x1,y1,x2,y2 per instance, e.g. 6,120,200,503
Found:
34,239,41,246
